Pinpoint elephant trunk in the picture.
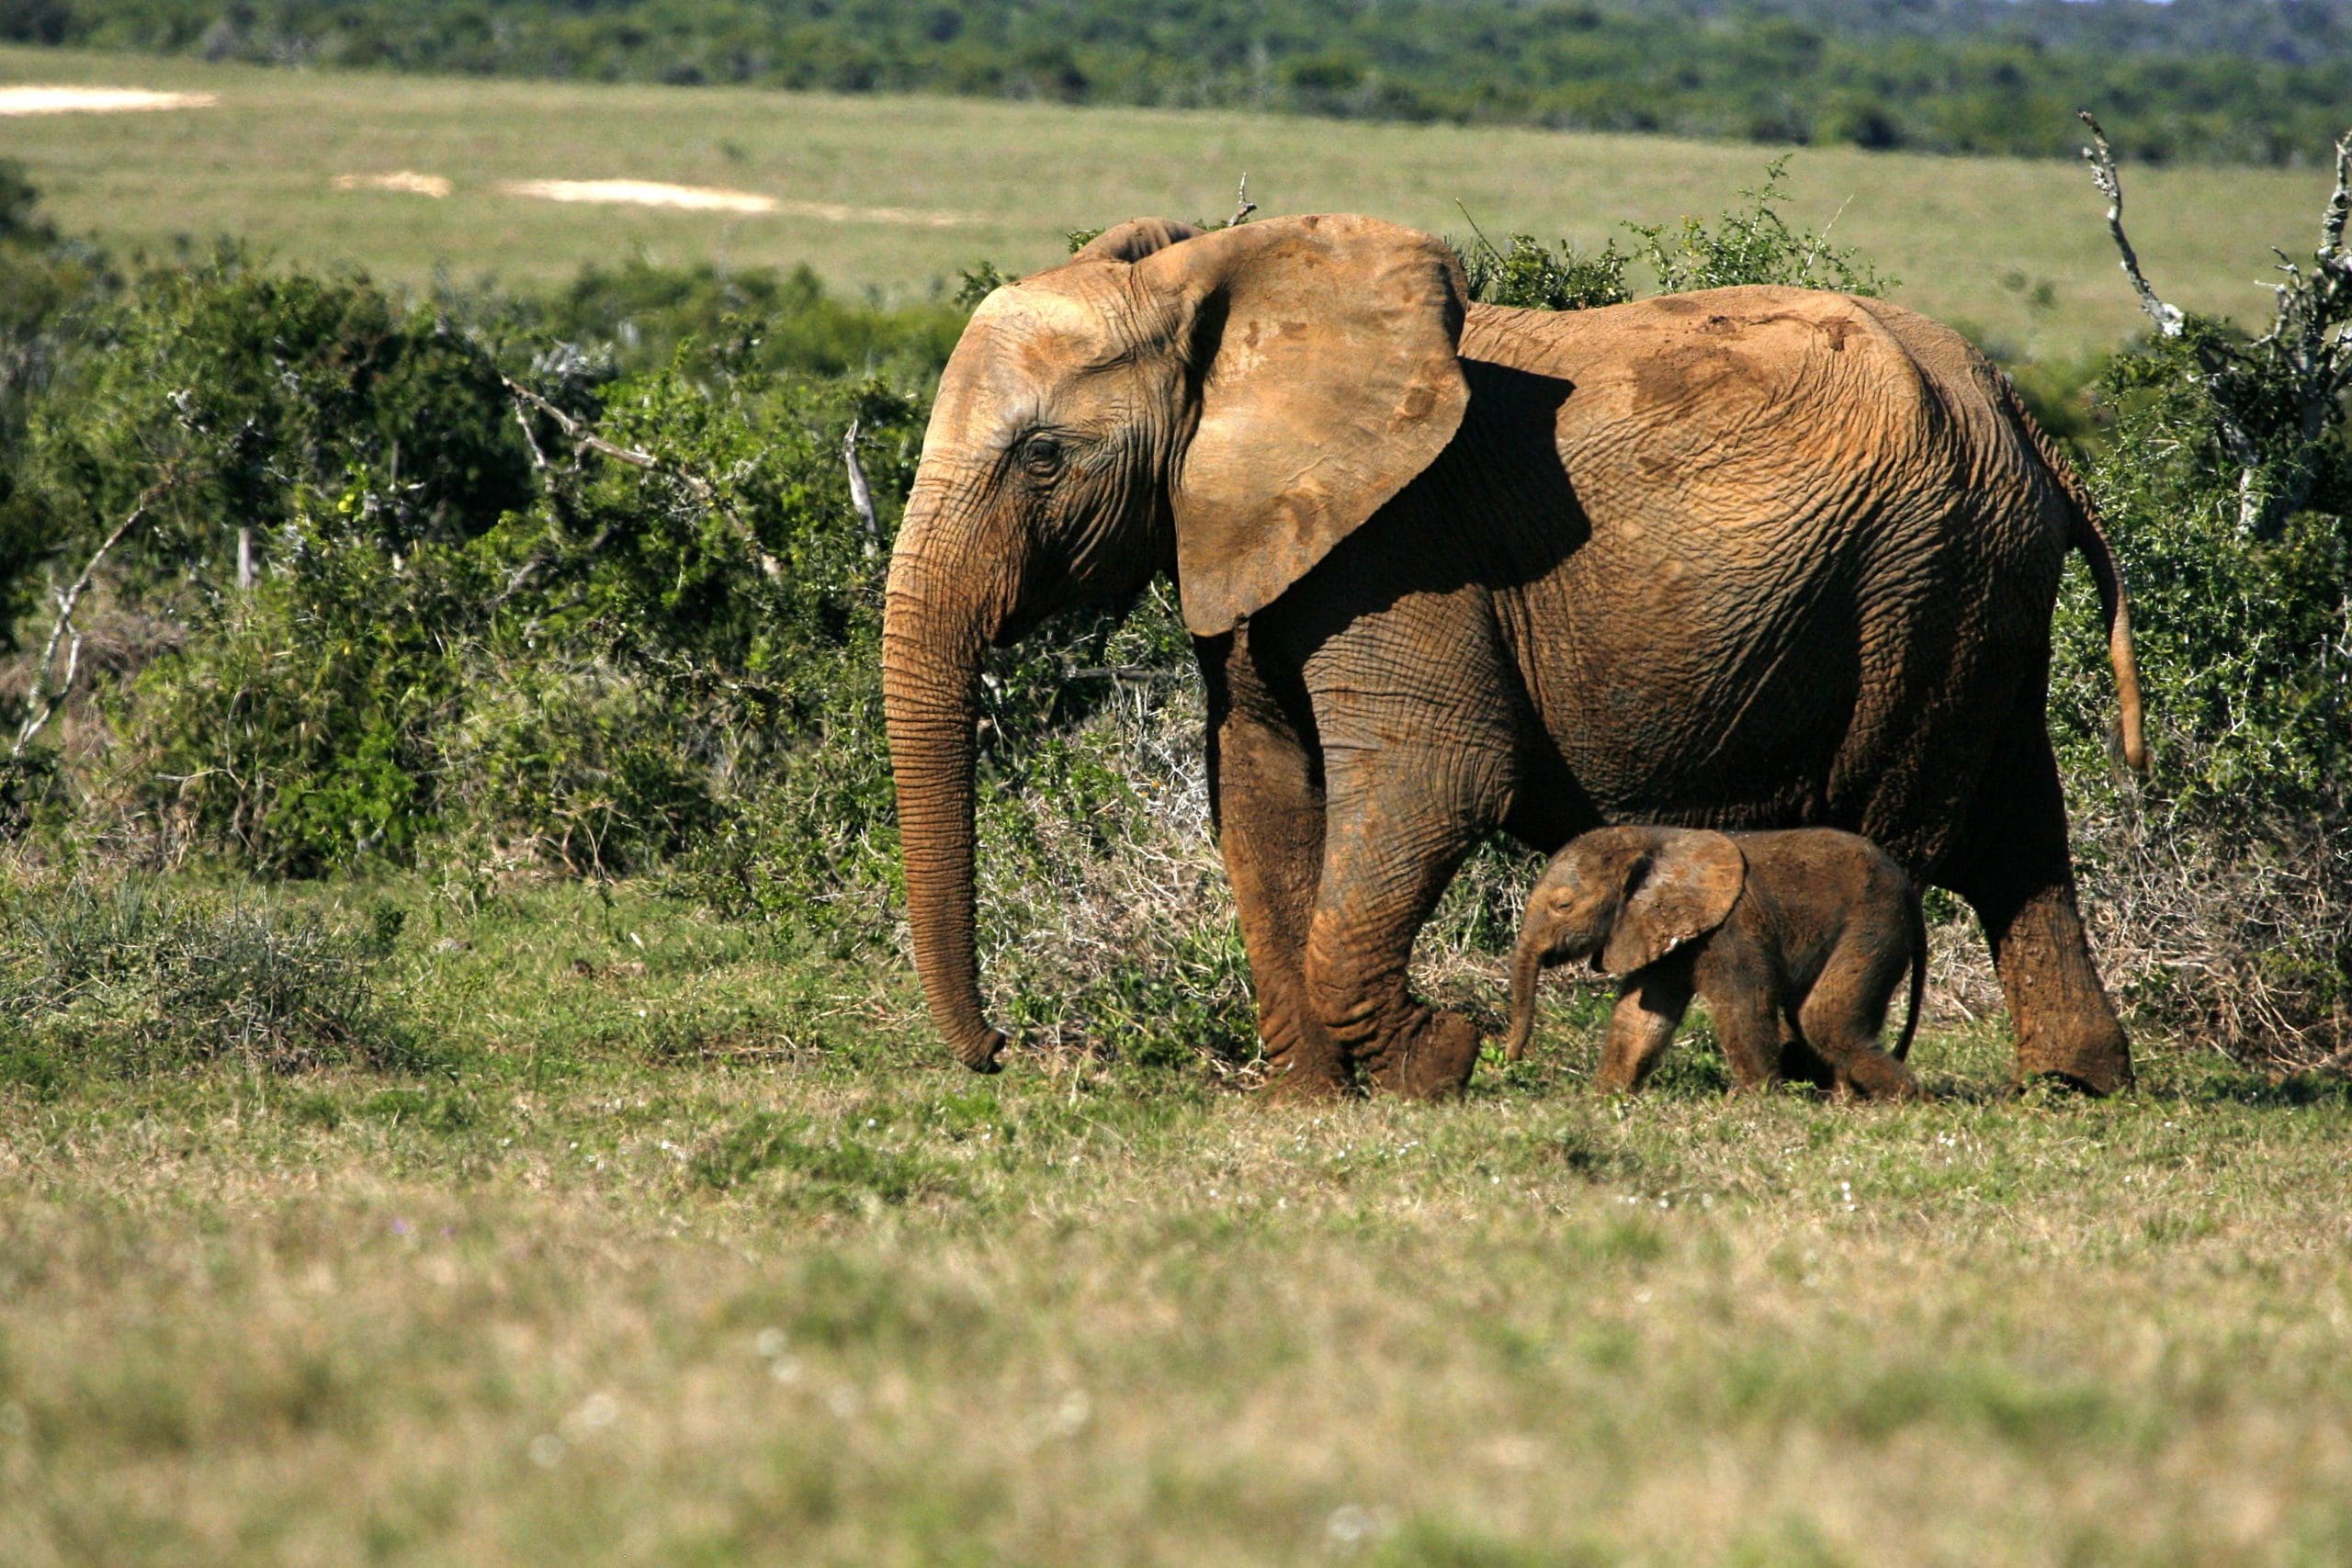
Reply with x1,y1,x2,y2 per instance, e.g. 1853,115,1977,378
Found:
882,510,1011,1073
1503,924,1553,1064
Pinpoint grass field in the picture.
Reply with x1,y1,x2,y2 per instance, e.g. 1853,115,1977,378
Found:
2,43,2341,357
3,878,2350,1566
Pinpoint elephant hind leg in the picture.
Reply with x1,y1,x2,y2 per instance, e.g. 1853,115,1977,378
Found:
1795,939,1923,1102
1940,721,2132,1095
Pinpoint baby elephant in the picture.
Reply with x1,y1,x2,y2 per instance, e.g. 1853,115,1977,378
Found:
1505,826,1926,1100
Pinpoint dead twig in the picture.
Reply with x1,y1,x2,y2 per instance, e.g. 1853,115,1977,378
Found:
502,375,783,580
842,417,881,558
12,463,196,759
2077,112,2183,339
1228,173,1257,229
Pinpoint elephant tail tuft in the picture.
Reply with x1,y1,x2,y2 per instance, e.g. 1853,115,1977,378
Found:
2001,375,2149,773
1894,875,1928,1064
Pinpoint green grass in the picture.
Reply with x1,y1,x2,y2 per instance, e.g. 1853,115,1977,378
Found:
2,43,2341,357
4,877,2350,1565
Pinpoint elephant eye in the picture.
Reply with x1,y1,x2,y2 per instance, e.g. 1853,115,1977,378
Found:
1018,434,1065,479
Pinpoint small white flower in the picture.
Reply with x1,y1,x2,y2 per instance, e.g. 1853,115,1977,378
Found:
1326,1504,1391,1547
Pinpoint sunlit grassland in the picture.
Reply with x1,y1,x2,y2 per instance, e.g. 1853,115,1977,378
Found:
0,42,2336,358
2,879,2348,1565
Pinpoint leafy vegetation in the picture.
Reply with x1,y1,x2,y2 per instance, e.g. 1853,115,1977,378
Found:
8,0,2352,164
4,141,2346,1069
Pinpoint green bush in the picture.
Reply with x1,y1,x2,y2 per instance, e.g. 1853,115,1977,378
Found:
0,160,116,665
17,253,532,595
1626,159,1892,299
1458,159,1890,310
1459,230,1631,312
520,257,966,379
2046,335,2351,1070
2052,339,2349,827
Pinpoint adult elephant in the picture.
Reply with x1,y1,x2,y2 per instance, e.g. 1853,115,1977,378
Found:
882,213,2145,1099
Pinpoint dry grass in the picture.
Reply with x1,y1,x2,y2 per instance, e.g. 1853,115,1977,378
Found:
0,44,2336,356
3,879,2349,1566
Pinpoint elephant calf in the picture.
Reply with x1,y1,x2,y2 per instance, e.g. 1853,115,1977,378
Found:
1504,826,1926,1099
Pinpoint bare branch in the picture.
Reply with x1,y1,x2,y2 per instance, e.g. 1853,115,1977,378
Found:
501,375,782,581
1228,173,1257,229
842,417,881,559
12,463,195,758
2077,110,2184,338
2321,128,2352,265
512,394,551,471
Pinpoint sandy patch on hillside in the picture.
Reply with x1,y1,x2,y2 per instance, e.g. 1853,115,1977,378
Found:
771,197,982,229
503,180,781,214
502,178,980,227
0,85,218,116
334,171,454,198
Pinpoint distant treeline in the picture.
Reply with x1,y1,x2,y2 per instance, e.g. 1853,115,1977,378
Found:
6,0,2351,165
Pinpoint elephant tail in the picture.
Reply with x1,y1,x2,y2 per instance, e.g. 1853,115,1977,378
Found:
2001,375,2150,773
1894,876,1928,1064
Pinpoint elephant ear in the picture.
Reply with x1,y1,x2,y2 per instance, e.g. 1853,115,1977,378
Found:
1600,830,1746,976
1073,217,1204,264
1132,214,1471,637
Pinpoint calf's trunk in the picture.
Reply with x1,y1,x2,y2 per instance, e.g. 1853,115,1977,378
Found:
1504,928,1552,1064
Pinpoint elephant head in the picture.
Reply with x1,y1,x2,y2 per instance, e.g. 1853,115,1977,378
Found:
882,214,1471,1070
1503,827,1747,1063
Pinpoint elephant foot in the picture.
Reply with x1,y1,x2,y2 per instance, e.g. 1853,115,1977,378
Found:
1261,1055,1357,1103
1835,1051,1925,1103
1363,1010,1483,1101
1256,1007,1357,1103
2013,1017,2134,1097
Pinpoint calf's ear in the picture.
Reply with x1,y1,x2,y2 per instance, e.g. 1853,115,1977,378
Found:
1600,830,1746,976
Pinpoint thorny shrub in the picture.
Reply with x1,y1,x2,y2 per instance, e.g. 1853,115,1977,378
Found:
0,874,427,1082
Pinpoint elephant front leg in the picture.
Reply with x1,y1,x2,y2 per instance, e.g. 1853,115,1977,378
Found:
1596,968,1694,1093
1204,635,1351,1100
1300,749,1506,1100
